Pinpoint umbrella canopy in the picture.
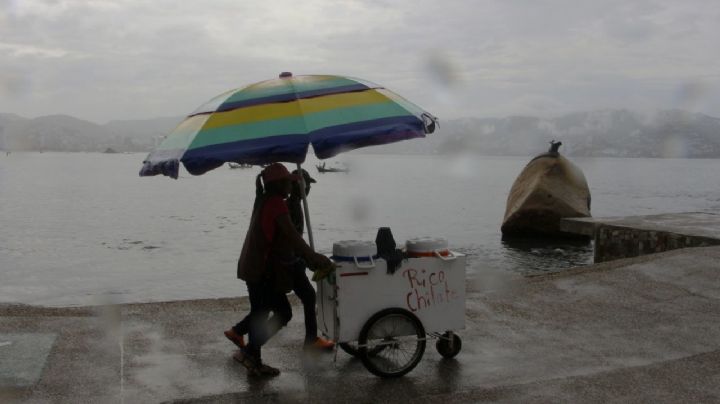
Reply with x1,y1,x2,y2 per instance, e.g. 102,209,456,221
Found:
139,73,437,178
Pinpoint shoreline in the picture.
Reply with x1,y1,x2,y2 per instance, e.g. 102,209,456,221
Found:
1,243,705,313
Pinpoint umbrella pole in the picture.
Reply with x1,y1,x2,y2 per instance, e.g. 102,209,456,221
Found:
297,163,315,250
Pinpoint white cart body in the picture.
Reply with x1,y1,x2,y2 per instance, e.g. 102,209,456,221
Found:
317,253,466,343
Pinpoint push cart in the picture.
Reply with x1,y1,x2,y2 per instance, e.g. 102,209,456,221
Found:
316,237,466,378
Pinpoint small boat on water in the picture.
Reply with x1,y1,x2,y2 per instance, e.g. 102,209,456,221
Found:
501,141,591,239
315,162,349,173
228,162,252,169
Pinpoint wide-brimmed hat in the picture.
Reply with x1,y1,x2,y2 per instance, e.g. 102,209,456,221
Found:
261,163,301,183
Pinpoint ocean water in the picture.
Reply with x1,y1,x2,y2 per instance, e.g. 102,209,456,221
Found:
1,152,719,307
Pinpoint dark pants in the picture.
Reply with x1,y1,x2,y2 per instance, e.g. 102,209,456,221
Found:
234,280,292,359
292,259,318,344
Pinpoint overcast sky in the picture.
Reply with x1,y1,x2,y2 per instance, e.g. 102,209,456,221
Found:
1,0,719,123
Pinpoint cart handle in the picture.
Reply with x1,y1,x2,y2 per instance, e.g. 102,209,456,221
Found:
353,255,376,269
434,249,457,261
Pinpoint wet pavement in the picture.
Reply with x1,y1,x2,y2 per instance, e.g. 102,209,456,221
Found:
2,246,720,403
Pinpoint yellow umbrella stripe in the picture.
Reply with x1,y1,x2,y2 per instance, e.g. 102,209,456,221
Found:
200,89,392,130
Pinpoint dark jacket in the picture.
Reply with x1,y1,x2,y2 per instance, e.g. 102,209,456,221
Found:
237,195,296,292
237,197,268,283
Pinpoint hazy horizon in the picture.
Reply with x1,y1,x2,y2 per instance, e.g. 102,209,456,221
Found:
2,106,720,127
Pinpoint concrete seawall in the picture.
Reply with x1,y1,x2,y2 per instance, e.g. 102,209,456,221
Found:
561,211,720,262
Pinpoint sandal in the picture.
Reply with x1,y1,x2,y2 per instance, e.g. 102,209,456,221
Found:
248,362,280,377
233,350,280,377
303,337,335,352
224,329,246,349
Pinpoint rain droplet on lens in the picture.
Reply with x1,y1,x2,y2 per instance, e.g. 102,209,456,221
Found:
350,198,372,222
424,50,461,89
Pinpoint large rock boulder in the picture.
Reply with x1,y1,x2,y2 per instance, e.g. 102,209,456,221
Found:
501,143,591,238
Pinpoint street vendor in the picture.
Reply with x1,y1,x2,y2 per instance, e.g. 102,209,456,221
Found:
225,163,332,377
287,168,335,350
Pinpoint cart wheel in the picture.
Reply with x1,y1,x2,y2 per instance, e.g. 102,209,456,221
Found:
358,308,426,378
435,332,462,359
339,342,360,357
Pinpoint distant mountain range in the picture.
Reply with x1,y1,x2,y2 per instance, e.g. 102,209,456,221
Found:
0,113,182,153
383,109,720,158
1,109,719,158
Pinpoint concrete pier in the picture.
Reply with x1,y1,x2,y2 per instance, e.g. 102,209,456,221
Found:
3,246,720,403
561,211,720,262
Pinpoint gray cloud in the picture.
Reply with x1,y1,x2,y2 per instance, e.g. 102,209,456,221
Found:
1,0,719,123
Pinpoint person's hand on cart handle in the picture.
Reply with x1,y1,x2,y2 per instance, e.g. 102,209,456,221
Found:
309,254,336,281
308,253,332,271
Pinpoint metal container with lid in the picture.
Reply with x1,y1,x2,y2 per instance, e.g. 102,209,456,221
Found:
405,236,450,258
332,240,377,267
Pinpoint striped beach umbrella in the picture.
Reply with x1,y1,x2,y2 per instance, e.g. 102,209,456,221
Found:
139,73,437,179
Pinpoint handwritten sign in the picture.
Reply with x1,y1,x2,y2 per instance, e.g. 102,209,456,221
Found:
402,267,458,312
